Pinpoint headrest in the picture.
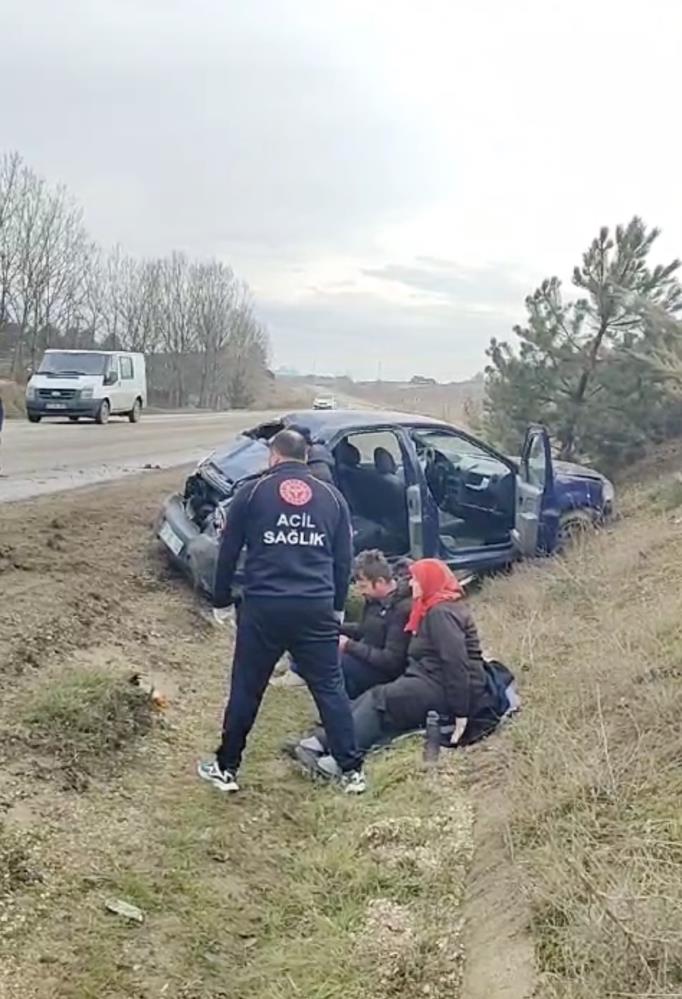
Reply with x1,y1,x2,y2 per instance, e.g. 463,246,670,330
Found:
334,439,361,467
374,446,397,475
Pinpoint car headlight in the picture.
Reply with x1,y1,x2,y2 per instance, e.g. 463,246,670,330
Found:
25,385,35,401
80,387,94,400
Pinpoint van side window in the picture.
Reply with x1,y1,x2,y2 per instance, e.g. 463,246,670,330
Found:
120,357,134,380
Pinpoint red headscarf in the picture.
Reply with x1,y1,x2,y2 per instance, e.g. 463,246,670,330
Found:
405,558,464,634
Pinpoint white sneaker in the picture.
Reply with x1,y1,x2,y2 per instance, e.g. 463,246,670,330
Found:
299,735,325,754
197,760,240,793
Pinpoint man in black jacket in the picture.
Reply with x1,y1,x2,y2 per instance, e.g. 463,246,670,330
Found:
198,429,365,794
339,550,412,699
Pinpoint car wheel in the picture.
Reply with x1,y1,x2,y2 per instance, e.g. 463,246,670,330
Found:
128,398,142,423
28,414,41,423
557,510,594,552
95,400,110,425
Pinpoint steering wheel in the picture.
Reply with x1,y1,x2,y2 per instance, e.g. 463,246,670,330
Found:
424,446,448,505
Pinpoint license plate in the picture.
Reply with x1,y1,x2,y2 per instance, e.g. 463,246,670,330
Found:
159,521,184,556
46,403,67,409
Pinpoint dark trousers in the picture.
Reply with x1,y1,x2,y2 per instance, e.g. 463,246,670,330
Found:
341,652,391,701
316,687,401,755
317,676,503,755
217,597,362,774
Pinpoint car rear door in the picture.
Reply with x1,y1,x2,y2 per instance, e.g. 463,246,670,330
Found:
513,425,553,556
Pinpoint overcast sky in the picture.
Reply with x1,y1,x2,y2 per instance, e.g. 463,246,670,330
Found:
4,0,682,380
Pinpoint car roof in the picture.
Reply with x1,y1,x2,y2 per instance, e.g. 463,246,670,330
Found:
281,408,455,440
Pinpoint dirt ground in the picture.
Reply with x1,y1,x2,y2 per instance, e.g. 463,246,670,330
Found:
0,471,492,999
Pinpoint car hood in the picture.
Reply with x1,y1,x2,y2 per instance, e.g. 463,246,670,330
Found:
29,374,102,390
552,459,606,482
202,434,270,490
509,455,606,483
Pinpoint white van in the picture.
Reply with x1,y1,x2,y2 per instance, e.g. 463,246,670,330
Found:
25,350,147,424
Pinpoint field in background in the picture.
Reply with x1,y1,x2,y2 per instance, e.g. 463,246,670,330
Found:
278,373,485,426
349,378,483,426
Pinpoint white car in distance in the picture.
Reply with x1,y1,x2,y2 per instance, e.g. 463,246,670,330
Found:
312,396,336,410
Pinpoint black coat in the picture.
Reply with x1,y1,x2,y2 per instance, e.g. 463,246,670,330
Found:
377,600,494,730
341,581,412,679
213,460,352,611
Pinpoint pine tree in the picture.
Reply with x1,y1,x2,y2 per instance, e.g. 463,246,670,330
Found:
483,218,682,468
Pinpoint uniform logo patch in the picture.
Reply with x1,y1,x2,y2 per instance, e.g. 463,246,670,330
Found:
279,478,312,507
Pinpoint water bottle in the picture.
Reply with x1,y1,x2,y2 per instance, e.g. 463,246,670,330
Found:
423,710,441,766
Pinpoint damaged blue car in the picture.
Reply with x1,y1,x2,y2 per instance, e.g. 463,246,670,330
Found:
157,409,614,593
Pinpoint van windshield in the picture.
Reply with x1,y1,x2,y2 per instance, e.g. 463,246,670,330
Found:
38,352,108,376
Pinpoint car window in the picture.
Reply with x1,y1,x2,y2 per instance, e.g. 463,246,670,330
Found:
345,431,402,465
120,357,134,380
525,434,548,489
413,430,493,466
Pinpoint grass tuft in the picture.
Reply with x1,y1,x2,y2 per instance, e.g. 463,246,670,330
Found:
22,667,155,779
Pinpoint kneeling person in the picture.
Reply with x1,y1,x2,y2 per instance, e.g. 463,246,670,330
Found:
340,550,412,699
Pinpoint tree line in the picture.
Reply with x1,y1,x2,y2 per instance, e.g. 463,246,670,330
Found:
0,151,269,408
482,217,682,471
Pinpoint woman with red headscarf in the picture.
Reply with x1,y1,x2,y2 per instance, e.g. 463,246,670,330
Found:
293,558,516,775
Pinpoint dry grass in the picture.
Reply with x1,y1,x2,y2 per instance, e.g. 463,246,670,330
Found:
254,378,315,411
350,380,483,427
0,378,26,418
472,485,682,998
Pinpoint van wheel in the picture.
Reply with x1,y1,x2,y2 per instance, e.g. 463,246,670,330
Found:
557,510,594,552
28,414,41,424
95,400,110,425
128,398,142,423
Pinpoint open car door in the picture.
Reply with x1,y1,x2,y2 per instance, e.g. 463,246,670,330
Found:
513,425,553,556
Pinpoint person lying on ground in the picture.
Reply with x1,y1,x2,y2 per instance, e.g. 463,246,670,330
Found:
291,558,518,776
338,549,412,699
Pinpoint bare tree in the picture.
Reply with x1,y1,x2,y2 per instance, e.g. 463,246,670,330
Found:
0,150,271,408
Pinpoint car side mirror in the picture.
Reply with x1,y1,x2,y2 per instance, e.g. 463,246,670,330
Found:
104,371,118,386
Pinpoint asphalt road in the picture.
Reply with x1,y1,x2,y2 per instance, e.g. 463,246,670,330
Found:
0,411,277,503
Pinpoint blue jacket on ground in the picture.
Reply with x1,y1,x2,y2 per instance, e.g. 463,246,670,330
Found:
213,459,353,612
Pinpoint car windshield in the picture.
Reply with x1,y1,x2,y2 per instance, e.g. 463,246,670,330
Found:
208,436,270,483
38,352,107,376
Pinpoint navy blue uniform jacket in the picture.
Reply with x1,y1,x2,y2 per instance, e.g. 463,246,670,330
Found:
213,460,353,612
